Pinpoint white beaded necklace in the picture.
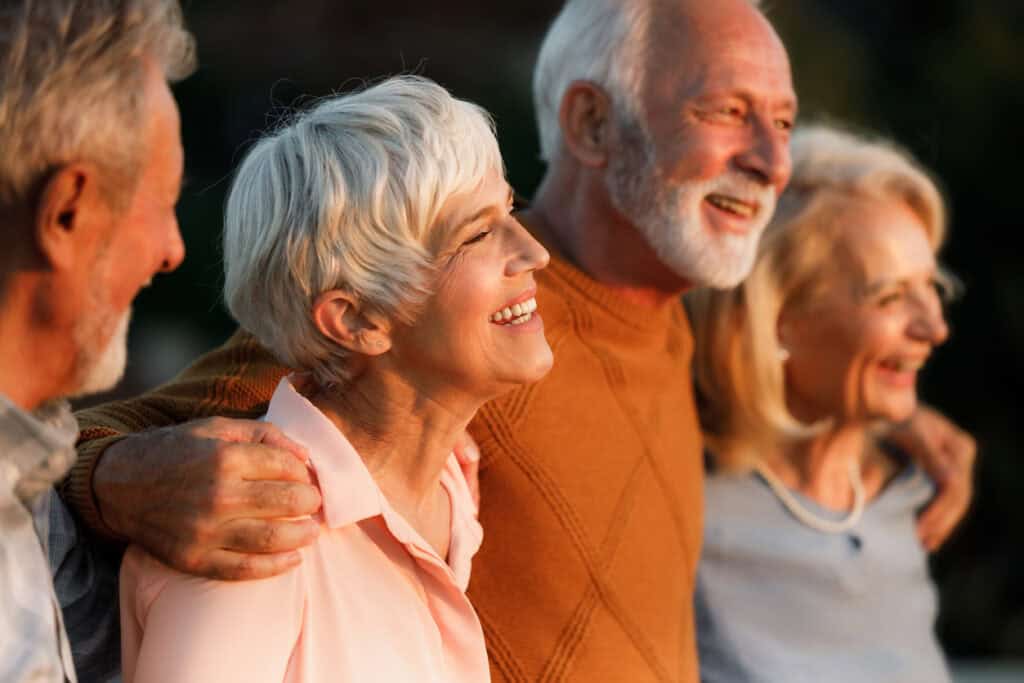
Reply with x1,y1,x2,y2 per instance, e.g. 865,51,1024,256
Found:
753,457,866,534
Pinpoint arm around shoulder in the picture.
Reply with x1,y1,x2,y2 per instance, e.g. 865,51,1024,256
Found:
61,329,290,539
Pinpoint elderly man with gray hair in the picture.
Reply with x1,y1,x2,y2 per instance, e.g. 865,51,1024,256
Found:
67,0,975,681
0,1,194,681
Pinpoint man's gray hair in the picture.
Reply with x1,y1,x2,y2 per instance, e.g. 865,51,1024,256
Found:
532,0,763,163
0,0,195,211
222,76,504,387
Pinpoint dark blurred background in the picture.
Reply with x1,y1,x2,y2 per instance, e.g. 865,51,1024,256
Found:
87,0,1023,671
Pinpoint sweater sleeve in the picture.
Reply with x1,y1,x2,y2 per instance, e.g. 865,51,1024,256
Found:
62,329,292,539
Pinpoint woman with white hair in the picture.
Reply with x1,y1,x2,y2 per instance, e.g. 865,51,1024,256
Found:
689,125,955,682
118,76,552,683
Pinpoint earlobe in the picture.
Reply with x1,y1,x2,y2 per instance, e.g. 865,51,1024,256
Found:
559,80,612,168
312,290,392,355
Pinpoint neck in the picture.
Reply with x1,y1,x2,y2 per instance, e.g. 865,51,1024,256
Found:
310,369,479,508
528,169,694,309
0,274,74,411
764,424,873,511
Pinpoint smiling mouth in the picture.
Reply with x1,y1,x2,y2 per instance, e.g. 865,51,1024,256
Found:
706,193,757,219
879,357,926,373
490,297,537,326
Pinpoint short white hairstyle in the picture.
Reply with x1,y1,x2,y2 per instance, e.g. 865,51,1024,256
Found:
223,76,504,387
0,0,195,212
689,123,952,471
532,0,763,163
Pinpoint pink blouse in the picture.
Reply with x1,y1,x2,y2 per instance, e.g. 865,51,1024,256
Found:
120,377,488,683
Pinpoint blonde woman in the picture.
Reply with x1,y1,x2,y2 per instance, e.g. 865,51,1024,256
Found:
689,125,955,683
119,76,552,683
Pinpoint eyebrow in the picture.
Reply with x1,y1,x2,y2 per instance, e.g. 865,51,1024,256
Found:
697,90,798,114
456,186,514,229
860,274,935,297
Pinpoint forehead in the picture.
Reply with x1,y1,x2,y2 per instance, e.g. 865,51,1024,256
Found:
139,59,184,187
431,166,509,244
647,3,796,109
835,197,937,284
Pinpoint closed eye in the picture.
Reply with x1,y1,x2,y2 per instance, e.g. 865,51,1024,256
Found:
462,230,491,247
878,291,904,307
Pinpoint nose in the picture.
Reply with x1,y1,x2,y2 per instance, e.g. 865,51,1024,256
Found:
734,116,791,193
505,218,550,276
910,292,949,346
159,216,186,274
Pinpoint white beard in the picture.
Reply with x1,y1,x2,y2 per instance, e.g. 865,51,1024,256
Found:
70,307,131,398
605,121,777,289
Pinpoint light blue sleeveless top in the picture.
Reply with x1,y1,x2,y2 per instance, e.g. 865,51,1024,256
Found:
696,462,951,683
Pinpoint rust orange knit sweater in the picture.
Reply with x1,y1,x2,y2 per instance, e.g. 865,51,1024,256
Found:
69,252,704,682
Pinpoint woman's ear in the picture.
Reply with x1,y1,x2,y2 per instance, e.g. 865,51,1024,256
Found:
558,80,613,168
312,290,392,356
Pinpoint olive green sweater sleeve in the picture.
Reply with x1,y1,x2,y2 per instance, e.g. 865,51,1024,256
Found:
63,329,291,538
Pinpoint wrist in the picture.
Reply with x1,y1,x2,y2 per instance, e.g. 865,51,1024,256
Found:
66,432,132,542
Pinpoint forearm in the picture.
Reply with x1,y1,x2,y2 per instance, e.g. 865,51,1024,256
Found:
62,329,288,538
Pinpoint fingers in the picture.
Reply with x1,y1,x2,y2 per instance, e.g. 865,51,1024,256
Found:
916,442,975,552
252,422,310,464
917,486,969,552
453,431,481,466
219,517,320,554
225,480,322,519
454,431,482,509
136,513,316,581
191,417,309,463
191,549,304,582
223,442,315,485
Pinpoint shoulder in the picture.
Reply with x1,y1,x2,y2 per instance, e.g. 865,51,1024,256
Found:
121,545,306,628
121,545,308,683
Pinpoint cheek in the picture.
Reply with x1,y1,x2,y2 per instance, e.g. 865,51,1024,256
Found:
661,126,740,182
789,317,866,399
432,262,500,333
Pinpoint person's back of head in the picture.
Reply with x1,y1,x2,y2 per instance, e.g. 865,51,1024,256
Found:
0,0,196,408
0,0,195,222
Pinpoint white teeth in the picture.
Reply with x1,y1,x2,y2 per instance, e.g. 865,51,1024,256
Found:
707,194,756,218
490,297,537,325
882,358,925,372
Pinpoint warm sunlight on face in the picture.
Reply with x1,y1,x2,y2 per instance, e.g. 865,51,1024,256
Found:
781,198,949,425
387,166,553,400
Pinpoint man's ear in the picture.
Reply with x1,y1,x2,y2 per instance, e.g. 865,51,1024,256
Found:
312,290,392,355
558,80,613,168
34,163,106,270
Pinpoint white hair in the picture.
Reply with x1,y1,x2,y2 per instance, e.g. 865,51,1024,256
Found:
532,0,653,163
223,76,504,387
532,0,763,163
0,0,195,212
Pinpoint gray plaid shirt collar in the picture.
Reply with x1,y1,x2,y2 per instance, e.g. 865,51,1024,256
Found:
1,392,78,683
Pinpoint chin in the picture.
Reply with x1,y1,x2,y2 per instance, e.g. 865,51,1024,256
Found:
70,310,131,398
495,347,554,391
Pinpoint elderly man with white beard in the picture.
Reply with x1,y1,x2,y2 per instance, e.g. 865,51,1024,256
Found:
66,0,975,680
0,1,195,681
